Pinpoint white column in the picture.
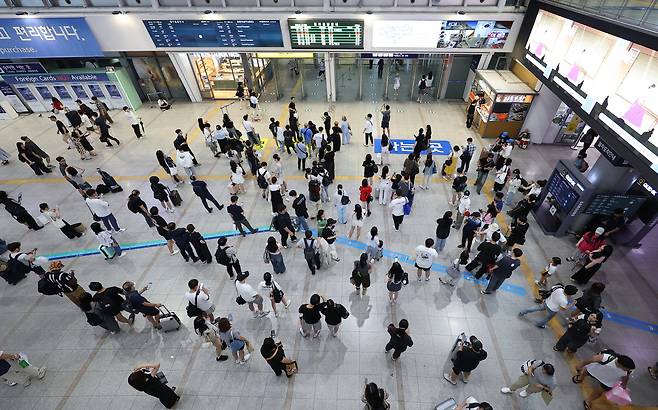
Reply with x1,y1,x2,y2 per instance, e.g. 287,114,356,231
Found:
167,52,202,103
325,52,336,102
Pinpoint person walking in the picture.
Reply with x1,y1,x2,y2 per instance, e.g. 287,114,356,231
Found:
362,382,390,410
388,189,408,231
215,237,242,278
259,271,291,318
385,319,414,361
320,299,349,337
16,142,51,175
481,248,523,294
92,112,120,147
444,335,487,384
122,281,162,329
571,245,613,285
554,311,603,353
123,106,143,139
39,203,84,239
235,271,269,318
272,206,297,248
127,190,155,228
43,261,86,307
168,222,198,263
351,253,373,295
193,315,229,362
321,218,341,262
176,146,196,178
91,96,113,123
261,336,297,377
85,189,125,233
501,360,556,401
89,281,135,327
298,294,326,338
156,150,183,185
519,284,578,328
149,207,178,256
571,282,606,317
465,232,502,279
264,236,286,274
230,162,246,193
297,230,321,276
0,192,41,231
128,363,180,408
187,224,212,264
227,196,258,237
573,351,635,410
289,190,310,233
460,138,476,172
363,114,375,147
434,211,453,253
148,176,174,213
0,351,47,387
386,259,406,304
19,136,52,167
189,175,224,213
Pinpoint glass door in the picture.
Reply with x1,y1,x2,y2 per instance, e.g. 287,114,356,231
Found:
335,54,360,101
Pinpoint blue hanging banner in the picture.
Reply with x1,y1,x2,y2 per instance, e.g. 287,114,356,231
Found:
374,138,452,155
1,72,109,84
0,62,47,74
0,18,102,58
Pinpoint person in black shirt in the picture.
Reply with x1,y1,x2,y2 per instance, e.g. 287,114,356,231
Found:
49,115,70,146
127,190,154,228
434,211,453,253
167,222,198,263
466,100,477,128
444,335,487,384
465,232,501,279
601,208,625,238
385,319,413,360
576,127,597,153
190,175,224,213
273,205,296,247
481,248,523,294
149,207,178,256
451,169,468,205
458,212,481,252
128,363,179,408
505,216,529,249
148,176,174,213
89,281,134,326
322,218,340,261
226,195,257,237
260,337,296,377
320,298,349,337
91,112,120,147
289,190,310,232
173,129,199,165
187,224,212,264
299,294,326,338
474,153,494,195
507,194,537,224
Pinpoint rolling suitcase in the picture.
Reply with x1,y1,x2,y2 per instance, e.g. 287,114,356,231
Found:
158,305,181,332
169,189,182,207
96,184,110,195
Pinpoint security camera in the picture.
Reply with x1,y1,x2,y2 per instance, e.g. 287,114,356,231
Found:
457,10,466,14
204,9,212,14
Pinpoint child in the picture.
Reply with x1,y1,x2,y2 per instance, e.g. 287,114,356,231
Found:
91,222,124,260
187,224,212,264
366,227,380,263
316,209,327,232
535,257,561,290
439,249,469,287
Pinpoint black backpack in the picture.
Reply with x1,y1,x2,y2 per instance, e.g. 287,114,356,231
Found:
271,282,283,303
215,246,230,265
309,179,321,201
37,277,62,296
538,283,564,300
303,239,316,260
85,311,103,326
257,170,268,189
95,292,117,313
340,195,350,206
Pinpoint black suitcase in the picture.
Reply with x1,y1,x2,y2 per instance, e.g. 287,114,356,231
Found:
96,184,110,195
169,190,182,207
110,185,123,193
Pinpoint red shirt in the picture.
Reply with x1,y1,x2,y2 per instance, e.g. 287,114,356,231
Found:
359,186,372,202
578,231,605,253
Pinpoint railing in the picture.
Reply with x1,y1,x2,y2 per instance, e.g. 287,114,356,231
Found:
541,0,658,33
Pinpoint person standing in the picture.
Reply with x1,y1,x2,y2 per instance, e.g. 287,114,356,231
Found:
322,112,331,138
571,245,613,285
321,299,349,337
481,248,523,294
565,227,607,266
451,169,468,205
388,189,408,231
193,315,229,362
128,363,179,408
50,115,70,146
227,195,257,237
91,222,124,260
168,222,198,263
294,137,308,171
235,271,269,318
89,281,135,327
348,204,365,240
289,190,310,232
176,145,196,178
380,104,391,136
187,224,212,264
297,230,321,276
377,58,384,78
123,106,143,139
127,190,155,228
38,203,84,239
19,136,52,167
385,319,414,361
85,189,125,233
434,211,453,253
321,218,340,262
0,351,47,387
340,115,351,145
419,154,436,190
260,337,296,377
575,127,597,153
173,129,199,165
264,236,286,274
458,211,480,252
444,335,487,384
16,142,51,175
215,237,241,278
386,259,406,304
149,207,178,256
259,271,291,318
554,312,603,353
519,284,578,328
351,253,373,295
156,150,183,185
417,75,428,103
189,175,224,213
363,114,375,147
501,360,556,400
45,261,86,307
272,206,297,248
466,101,477,129
91,96,113,123
242,114,258,146
474,153,494,195
505,169,523,206
148,176,174,213
122,281,162,329
465,232,501,279
415,238,439,282
185,279,215,320
298,294,326,338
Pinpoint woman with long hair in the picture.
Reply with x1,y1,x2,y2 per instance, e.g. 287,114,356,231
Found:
348,204,364,240
155,150,183,185
386,260,406,304
359,178,373,217
193,314,229,362
420,153,436,190
148,176,174,213
351,252,373,295
16,142,50,175
378,166,392,205
259,271,291,317
230,161,246,193
571,245,613,285
264,236,286,274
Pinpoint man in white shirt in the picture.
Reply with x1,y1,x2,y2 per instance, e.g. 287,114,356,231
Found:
415,238,439,281
256,162,271,199
185,279,215,321
122,106,142,139
312,128,325,157
519,285,578,329
453,191,471,229
242,114,258,146
212,125,229,157
363,114,374,147
388,190,408,231
501,142,513,159
85,188,125,233
249,93,260,120
235,272,269,318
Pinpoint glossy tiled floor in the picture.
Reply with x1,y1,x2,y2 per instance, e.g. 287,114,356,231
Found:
0,95,656,410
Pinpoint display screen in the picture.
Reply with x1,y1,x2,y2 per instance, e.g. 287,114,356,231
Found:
143,20,284,48
16,87,36,101
53,85,71,100
35,85,52,100
584,194,645,216
105,84,122,99
71,84,88,99
547,170,580,212
87,84,104,98
288,19,363,49
0,18,102,58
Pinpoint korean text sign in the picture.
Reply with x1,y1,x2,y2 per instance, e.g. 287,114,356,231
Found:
0,18,102,58
374,138,452,156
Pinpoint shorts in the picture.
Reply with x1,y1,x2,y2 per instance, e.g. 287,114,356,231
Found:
387,281,402,292
204,304,216,315
414,263,431,272
585,370,613,391
137,306,159,316
250,102,257,109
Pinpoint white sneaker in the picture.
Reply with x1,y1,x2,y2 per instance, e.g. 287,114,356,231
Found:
252,311,259,318
501,387,512,394
117,228,126,232
313,330,321,338
170,250,179,256
299,328,307,337
259,310,270,317
519,389,528,398
243,353,251,362
284,300,291,309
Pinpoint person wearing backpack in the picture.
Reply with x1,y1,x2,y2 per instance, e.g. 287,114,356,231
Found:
519,284,578,329
4,242,45,285
184,279,215,321
272,206,297,248
88,281,135,328
288,190,310,233
574,350,635,409
385,319,414,361
259,272,291,318
554,311,603,353
417,75,427,103
194,314,229,362
45,261,86,307
256,162,271,199
127,190,155,228
501,360,556,401
215,237,241,278
79,291,120,333
320,299,349,337
297,230,321,275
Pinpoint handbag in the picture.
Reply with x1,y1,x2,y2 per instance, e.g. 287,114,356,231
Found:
186,291,205,318
235,295,246,305
285,360,299,376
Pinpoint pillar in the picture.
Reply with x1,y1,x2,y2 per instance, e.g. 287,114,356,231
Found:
522,85,562,144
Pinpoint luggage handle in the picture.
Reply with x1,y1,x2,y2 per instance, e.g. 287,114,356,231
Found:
158,305,172,315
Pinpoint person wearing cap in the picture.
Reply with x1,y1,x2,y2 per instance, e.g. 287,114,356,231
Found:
444,335,487,384
235,272,269,318
566,227,606,267
45,261,86,307
321,218,340,261
89,281,135,327
519,284,578,329
385,319,414,361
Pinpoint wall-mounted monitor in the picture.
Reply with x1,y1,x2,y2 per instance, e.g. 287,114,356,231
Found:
143,20,284,48
288,19,363,49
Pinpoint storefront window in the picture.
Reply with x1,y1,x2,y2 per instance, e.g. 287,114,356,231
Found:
188,52,245,99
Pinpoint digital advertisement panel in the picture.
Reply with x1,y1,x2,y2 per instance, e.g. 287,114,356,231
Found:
143,20,284,48
0,18,102,58
288,19,364,49
372,20,512,49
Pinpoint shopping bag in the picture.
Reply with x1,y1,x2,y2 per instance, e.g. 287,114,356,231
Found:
285,360,298,376
604,382,632,405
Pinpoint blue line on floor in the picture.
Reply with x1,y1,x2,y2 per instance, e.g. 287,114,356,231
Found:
43,227,657,335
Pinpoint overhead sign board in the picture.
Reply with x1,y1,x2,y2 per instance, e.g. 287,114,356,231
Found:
143,20,284,48
0,62,47,75
288,19,363,49
0,18,102,58
1,73,110,84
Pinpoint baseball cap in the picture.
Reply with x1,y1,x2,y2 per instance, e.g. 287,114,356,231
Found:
595,227,605,235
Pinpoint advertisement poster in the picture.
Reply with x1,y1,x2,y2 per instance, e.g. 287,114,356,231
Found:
0,81,29,113
437,21,512,49
71,84,88,99
16,86,37,101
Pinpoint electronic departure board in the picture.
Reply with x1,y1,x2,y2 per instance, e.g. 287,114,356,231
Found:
584,194,645,216
288,19,364,49
143,20,284,48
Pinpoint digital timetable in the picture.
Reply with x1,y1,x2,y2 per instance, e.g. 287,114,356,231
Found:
288,19,364,49
143,20,284,48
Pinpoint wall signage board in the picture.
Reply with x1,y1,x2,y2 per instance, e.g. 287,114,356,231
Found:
595,139,626,166
1,73,109,84
0,18,102,58
0,62,47,75
374,138,452,156
361,53,419,58
0,80,29,112
288,19,363,49
143,20,284,48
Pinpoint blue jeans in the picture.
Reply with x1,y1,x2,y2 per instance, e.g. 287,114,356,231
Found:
434,237,447,253
296,216,310,232
519,303,558,327
505,191,516,206
336,205,348,224
100,213,120,232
